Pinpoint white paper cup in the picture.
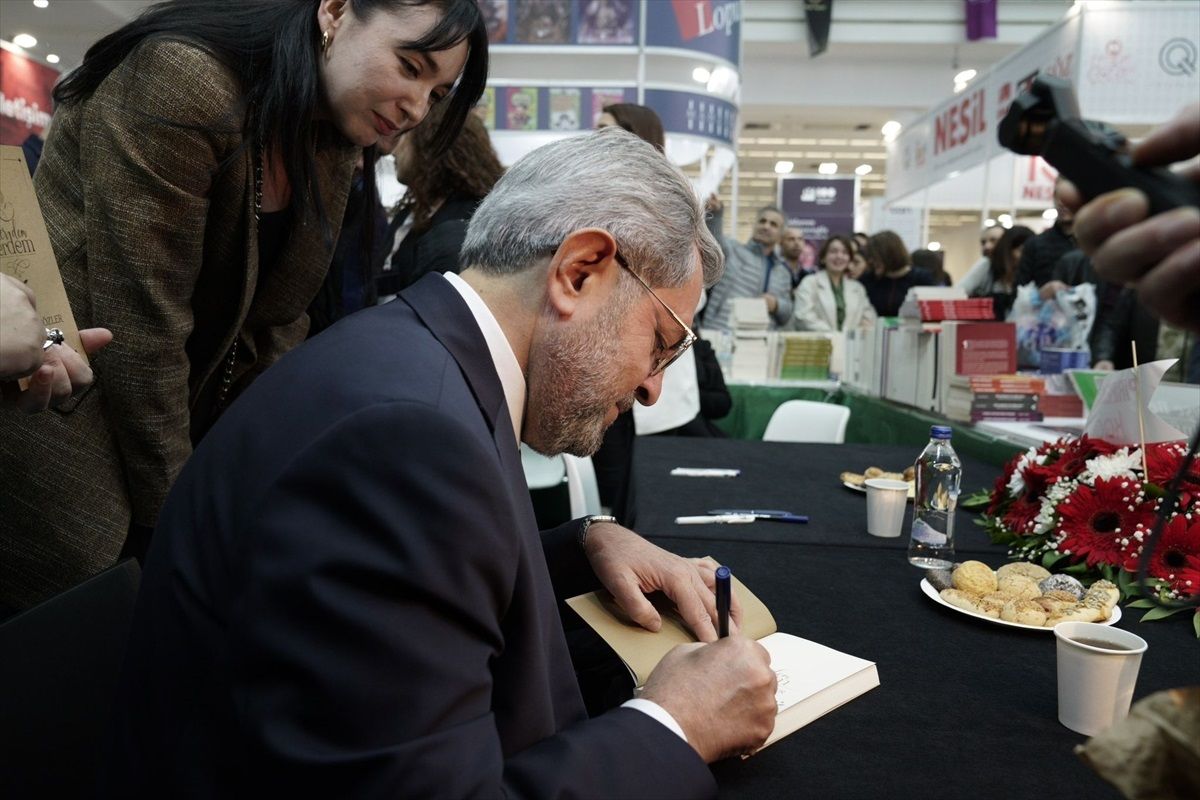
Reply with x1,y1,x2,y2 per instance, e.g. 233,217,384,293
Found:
1054,622,1148,736
865,478,909,538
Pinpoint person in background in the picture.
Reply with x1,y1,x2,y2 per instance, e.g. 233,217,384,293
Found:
847,237,870,280
0,273,112,414
595,102,665,151
980,225,1034,320
959,224,1005,297
793,234,877,332
859,230,934,317
1066,103,1199,338
377,101,504,298
21,131,45,177
1013,176,1076,287
779,226,816,289
702,198,792,330
0,0,488,612
911,247,951,287
307,155,389,336
1092,288,1197,384
852,231,870,254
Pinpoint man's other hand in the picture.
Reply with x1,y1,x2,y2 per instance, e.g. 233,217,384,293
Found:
584,522,743,642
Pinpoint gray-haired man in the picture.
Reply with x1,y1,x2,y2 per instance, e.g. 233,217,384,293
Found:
701,196,794,330
104,128,777,798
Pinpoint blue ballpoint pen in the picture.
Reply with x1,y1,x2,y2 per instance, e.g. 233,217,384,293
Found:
707,509,809,524
715,565,731,638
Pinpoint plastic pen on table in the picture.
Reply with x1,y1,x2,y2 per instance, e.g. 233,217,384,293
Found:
715,565,731,638
707,509,809,524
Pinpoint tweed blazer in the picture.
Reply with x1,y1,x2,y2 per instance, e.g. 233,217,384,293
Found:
0,40,357,609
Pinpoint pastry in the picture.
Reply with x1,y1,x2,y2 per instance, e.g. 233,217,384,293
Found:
976,593,1011,618
996,562,1052,582
940,589,982,614
1035,590,1079,615
864,467,884,479
902,466,916,482
1046,604,1104,626
996,574,1041,600
840,471,865,487
1083,580,1120,612
1038,573,1085,599
1000,599,1048,626
952,561,997,595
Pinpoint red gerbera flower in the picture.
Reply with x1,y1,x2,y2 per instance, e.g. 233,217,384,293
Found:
1056,477,1159,568
1121,513,1200,597
1143,441,1200,508
1002,496,1042,536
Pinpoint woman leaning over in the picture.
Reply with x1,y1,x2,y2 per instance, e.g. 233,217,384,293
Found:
0,0,487,611
793,235,877,332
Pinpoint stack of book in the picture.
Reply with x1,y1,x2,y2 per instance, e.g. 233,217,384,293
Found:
916,298,995,321
773,334,832,380
944,374,1045,423
729,298,772,381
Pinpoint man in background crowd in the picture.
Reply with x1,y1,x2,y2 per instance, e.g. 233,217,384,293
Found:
1014,176,1076,288
701,196,793,330
778,226,817,289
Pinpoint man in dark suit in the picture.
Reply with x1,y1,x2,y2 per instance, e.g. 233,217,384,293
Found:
102,128,777,798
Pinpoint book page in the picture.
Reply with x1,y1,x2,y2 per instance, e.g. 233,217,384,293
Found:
758,632,877,715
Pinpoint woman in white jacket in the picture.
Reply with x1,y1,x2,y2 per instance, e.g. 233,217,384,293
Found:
793,235,878,331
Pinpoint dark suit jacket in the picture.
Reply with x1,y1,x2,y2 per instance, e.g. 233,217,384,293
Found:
1014,223,1075,288
101,274,714,798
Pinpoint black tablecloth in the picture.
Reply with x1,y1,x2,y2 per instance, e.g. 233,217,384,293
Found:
630,438,1003,552
619,437,1196,799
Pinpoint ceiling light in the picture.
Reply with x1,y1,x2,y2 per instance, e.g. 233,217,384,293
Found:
854,164,872,176
954,68,977,84
984,218,997,227
818,162,838,175
692,66,711,84
1042,208,1058,220
881,120,902,142
997,213,1013,228
947,170,961,179
46,53,59,63
774,160,794,175
34,0,50,8
927,241,942,252
706,65,738,95
13,33,38,48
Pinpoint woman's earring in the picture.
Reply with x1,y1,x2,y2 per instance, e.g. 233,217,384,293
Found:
321,30,330,55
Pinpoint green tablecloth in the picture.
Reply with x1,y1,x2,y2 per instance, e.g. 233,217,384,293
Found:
717,384,1024,468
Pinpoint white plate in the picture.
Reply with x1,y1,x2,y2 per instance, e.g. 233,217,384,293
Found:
920,578,1121,631
842,480,916,500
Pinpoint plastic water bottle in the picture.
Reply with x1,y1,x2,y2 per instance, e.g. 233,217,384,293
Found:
907,425,961,569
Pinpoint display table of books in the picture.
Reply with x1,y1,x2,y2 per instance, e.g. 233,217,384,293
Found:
624,436,1197,800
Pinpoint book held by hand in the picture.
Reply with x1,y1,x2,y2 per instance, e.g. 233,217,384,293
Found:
567,574,879,750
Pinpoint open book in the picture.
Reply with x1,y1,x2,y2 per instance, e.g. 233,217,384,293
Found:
566,576,879,749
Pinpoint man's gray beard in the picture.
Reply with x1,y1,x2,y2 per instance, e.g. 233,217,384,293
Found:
524,301,637,458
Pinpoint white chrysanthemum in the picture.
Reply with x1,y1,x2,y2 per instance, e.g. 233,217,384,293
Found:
1006,446,1046,497
1083,447,1141,483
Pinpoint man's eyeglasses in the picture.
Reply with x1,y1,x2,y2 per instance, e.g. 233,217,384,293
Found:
613,250,697,378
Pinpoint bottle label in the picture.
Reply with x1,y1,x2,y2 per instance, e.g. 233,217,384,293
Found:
911,519,948,546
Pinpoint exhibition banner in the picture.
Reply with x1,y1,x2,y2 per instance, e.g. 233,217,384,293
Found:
778,176,857,250
480,0,640,46
645,0,742,65
642,88,737,146
0,42,58,147
476,86,635,131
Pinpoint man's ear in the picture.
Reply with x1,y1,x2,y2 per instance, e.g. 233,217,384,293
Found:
544,229,619,320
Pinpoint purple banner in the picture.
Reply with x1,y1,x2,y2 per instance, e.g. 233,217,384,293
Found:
965,0,998,42
778,176,857,250
642,88,738,146
644,0,742,66
481,0,640,46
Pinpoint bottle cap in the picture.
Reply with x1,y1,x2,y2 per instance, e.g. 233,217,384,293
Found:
930,425,953,439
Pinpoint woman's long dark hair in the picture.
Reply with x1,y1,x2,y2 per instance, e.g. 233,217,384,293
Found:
54,0,488,240
989,225,1035,285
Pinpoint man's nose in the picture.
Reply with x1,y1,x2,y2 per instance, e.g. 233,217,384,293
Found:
635,370,665,407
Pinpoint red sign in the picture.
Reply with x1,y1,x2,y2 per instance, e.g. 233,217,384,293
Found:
0,45,58,146
933,88,987,157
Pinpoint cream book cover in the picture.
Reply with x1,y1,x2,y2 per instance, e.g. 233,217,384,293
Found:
567,575,879,749
0,146,86,366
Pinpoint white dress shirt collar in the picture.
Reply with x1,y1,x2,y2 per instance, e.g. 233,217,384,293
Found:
441,272,525,445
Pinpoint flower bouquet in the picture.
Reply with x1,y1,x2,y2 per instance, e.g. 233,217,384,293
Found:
973,435,1200,637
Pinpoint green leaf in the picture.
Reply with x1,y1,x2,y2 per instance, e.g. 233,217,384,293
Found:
1139,605,1189,623
1063,563,1091,575
1144,483,1166,499
960,489,992,510
1193,612,1199,639
1125,599,1158,609
1099,564,1115,582
1041,551,1067,570
1116,569,1136,596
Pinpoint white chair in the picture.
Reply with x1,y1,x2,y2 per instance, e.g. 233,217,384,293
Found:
762,400,851,444
562,454,603,517
520,448,566,490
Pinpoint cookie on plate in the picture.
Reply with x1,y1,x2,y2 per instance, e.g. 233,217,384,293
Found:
997,562,1052,582
996,573,1041,600
952,561,997,595
1001,599,1048,626
940,588,982,614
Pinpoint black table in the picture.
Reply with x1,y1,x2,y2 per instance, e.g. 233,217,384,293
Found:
630,438,1002,552
626,438,1197,800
